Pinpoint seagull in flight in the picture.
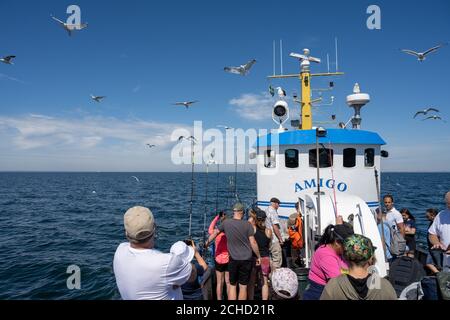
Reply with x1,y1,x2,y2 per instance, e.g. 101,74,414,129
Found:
401,43,447,61
178,136,197,143
173,101,198,109
422,115,446,122
91,95,106,103
224,59,256,76
51,15,88,36
0,56,16,65
413,107,440,118
276,87,286,98
217,125,232,130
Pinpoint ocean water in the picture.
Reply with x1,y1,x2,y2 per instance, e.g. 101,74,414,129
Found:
0,172,448,300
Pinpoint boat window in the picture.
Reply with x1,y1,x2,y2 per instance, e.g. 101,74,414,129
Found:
285,149,299,168
309,148,333,168
365,148,375,167
264,149,276,168
343,148,356,168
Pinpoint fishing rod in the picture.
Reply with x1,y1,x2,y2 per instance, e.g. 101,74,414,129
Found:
203,153,215,255
215,161,220,214
374,167,388,262
178,135,197,239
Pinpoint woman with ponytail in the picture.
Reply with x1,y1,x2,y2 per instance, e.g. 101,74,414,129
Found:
302,220,354,300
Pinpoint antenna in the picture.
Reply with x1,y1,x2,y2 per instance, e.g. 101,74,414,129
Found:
273,40,276,76
280,39,283,75
327,53,330,73
335,37,339,72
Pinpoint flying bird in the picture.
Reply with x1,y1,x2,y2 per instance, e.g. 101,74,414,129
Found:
131,176,140,182
91,95,106,102
178,135,197,143
217,125,232,130
224,59,256,76
413,108,440,118
0,56,16,65
173,101,198,109
422,115,446,122
276,87,286,98
51,15,88,36
146,144,156,148
401,43,447,61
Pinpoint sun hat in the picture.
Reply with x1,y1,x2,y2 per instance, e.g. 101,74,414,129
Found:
124,206,155,242
271,268,298,299
170,241,195,265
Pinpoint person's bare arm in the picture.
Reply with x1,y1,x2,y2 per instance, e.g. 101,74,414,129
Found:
249,235,261,265
194,250,208,272
397,222,405,237
205,229,220,248
405,226,416,235
429,233,446,250
273,224,283,244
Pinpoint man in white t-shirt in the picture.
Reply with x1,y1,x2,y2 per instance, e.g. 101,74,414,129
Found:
429,191,450,257
383,194,405,237
265,197,286,269
113,206,193,300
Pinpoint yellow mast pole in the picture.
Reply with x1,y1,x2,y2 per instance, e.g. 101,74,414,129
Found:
301,71,312,129
268,48,343,130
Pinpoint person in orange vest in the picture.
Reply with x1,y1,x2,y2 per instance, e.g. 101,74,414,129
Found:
288,202,304,267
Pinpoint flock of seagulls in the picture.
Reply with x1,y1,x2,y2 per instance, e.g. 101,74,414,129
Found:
414,108,444,122
1,15,447,162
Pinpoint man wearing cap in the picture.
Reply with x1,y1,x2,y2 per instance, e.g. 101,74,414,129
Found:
113,206,193,300
265,197,286,270
205,203,261,300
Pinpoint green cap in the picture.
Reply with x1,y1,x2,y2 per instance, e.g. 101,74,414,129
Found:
233,202,244,212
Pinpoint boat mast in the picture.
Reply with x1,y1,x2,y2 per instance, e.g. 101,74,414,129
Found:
267,48,343,130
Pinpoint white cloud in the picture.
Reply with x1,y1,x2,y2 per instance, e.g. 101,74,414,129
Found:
0,114,189,151
229,92,274,121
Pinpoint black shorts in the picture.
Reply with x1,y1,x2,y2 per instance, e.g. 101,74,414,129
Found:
215,261,229,272
228,258,253,286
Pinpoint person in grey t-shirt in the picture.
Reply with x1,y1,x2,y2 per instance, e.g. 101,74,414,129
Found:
205,203,261,300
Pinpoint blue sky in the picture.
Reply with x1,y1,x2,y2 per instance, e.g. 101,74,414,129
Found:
0,0,449,171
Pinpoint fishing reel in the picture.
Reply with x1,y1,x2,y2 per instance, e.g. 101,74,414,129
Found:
272,100,290,130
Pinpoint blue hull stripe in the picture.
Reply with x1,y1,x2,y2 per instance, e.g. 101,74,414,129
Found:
257,201,379,208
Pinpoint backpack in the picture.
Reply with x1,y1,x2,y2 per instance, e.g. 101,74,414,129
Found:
436,271,450,300
389,256,426,297
288,213,304,249
389,225,407,256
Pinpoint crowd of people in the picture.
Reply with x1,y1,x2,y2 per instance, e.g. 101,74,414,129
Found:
112,191,450,300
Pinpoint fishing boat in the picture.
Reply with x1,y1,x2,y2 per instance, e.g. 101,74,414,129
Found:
254,48,390,277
